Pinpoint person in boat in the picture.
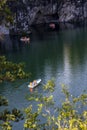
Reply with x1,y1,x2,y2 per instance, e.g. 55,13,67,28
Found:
33,80,37,85
30,82,32,86
29,80,37,87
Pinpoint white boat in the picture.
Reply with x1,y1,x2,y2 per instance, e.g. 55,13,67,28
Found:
20,37,30,42
28,79,41,88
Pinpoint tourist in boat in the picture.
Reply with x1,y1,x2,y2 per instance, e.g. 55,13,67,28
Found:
28,79,41,88
33,80,37,85
29,82,32,86
29,80,37,86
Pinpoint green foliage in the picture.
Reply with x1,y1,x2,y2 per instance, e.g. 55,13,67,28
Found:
0,105,24,130
0,76,87,130
24,105,39,129
24,79,55,129
24,81,87,130
0,0,7,9
0,0,15,25
43,79,55,92
0,56,29,129
0,96,8,106
0,56,29,82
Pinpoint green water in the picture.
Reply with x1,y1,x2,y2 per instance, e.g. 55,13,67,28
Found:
0,26,87,129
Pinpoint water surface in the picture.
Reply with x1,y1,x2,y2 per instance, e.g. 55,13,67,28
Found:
0,26,87,129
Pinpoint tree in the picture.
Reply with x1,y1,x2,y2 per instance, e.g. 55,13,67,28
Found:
0,78,87,129
0,55,29,130
24,82,87,130
0,95,24,130
0,56,29,83
0,0,13,25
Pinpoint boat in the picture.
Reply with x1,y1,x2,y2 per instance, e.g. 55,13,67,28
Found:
49,23,55,29
20,37,30,42
28,79,41,88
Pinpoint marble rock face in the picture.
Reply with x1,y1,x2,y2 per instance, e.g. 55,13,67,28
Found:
58,1,87,23
8,0,87,34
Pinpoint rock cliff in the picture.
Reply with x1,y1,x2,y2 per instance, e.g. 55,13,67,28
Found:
58,0,87,22
8,0,87,33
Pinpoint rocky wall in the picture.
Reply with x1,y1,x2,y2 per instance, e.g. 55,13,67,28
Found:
9,0,87,34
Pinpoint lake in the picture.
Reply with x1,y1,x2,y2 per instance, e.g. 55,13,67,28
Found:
0,24,87,129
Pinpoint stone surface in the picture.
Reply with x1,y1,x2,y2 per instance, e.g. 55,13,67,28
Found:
0,25,9,34
2,0,87,34
58,1,87,23
14,0,87,25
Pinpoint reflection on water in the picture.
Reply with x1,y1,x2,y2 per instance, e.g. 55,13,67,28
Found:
63,44,71,84
0,25,87,129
